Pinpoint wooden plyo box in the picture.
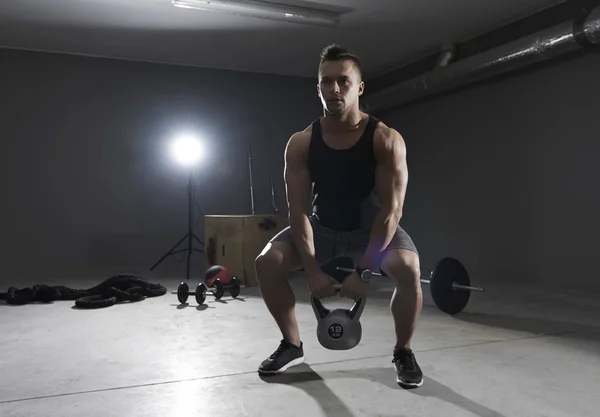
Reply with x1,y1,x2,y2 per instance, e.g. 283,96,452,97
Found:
204,214,288,286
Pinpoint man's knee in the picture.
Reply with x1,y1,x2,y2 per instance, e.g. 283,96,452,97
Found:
254,242,297,284
254,249,280,283
381,249,421,288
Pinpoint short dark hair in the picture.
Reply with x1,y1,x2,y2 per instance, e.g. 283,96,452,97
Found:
319,44,363,80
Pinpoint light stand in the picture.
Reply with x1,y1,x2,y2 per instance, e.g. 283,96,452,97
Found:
150,171,204,279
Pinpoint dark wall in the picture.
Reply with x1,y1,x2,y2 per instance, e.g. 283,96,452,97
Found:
378,51,600,292
0,49,320,279
4,47,598,292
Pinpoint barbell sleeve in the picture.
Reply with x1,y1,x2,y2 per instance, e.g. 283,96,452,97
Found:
420,279,483,292
451,283,484,292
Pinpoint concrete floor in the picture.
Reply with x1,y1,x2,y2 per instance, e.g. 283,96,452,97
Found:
0,273,598,417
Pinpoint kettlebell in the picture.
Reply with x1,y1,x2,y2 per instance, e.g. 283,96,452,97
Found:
310,285,366,350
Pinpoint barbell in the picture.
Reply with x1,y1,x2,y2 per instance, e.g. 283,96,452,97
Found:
334,256,484,315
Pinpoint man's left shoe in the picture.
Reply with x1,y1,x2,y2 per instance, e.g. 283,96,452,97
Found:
392,347,423,388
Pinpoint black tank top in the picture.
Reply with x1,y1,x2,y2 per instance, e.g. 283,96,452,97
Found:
307,115,382,231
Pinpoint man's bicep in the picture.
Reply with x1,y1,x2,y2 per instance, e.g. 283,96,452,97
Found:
284,136,311,215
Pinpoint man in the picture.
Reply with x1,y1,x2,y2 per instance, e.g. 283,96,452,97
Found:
254,44,424,388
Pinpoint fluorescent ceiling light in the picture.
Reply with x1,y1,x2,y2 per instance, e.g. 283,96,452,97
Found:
172,0,342,27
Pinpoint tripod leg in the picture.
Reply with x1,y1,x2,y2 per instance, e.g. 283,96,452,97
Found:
150,233,189,271
192,233,205,247
152,174,203,278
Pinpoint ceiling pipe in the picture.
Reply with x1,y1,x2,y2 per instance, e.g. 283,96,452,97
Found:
362,7,600,114
435,42,457,68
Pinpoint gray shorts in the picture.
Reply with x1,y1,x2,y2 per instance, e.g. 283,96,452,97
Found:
269,216,419,275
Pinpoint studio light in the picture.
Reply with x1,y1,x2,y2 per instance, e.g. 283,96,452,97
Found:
170,134,204,167
151,133,206,280
172,0,342,27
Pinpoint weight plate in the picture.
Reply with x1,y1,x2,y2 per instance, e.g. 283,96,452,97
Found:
229,278,241,298
177,282,189,304
196,283,207,305
213,279,225,299
430,257,471,315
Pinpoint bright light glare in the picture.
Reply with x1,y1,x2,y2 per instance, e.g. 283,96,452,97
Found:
171,134,204,166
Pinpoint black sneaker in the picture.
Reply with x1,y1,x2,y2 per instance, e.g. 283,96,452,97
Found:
392,348,423,388
258,339,305,375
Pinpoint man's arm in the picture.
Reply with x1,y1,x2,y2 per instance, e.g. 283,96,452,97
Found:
284,131,321,274
360,126,409,270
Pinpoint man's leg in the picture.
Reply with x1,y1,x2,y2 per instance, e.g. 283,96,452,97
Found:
381,248,424,388
381,249,423,351
255,240,302,347
254,228,307,376
345,225,423,388
255,220,334,375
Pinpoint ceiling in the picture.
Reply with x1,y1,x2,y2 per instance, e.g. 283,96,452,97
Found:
0,0,566,79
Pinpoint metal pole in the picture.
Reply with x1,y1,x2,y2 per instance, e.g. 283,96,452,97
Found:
420,279,484,292
451,283,484,292
247,139,255,215
270,175,279,213
186,171,194,280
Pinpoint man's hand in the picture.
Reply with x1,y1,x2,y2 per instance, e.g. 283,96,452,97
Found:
340,272,367,301
307,269,337,299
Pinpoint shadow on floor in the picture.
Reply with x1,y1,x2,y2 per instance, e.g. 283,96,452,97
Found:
454,310,599,333
260,365,357,417
453,311,600,356
260,363,505,417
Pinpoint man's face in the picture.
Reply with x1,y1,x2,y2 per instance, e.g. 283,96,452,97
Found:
317,59,364,115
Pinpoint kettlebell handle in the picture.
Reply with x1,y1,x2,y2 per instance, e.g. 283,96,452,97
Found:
310,286,341,320
310,284,365,321
315,284,350,296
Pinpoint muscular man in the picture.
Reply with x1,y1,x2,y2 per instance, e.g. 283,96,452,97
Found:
254,44,423,388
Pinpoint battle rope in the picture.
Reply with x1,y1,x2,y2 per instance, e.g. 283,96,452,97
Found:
0,274,167,308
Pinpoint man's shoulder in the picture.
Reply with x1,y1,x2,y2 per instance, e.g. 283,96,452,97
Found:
373,121,406,159
285,123,314,157
374,121,404,144
297,121,315,137
287,122,314,145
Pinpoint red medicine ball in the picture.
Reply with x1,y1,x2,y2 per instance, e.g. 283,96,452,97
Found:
205,265,231,287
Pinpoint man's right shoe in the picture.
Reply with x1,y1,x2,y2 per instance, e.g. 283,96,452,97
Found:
258,339,305,376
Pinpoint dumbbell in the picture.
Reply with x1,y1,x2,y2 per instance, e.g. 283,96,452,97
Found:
174,277,242,305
